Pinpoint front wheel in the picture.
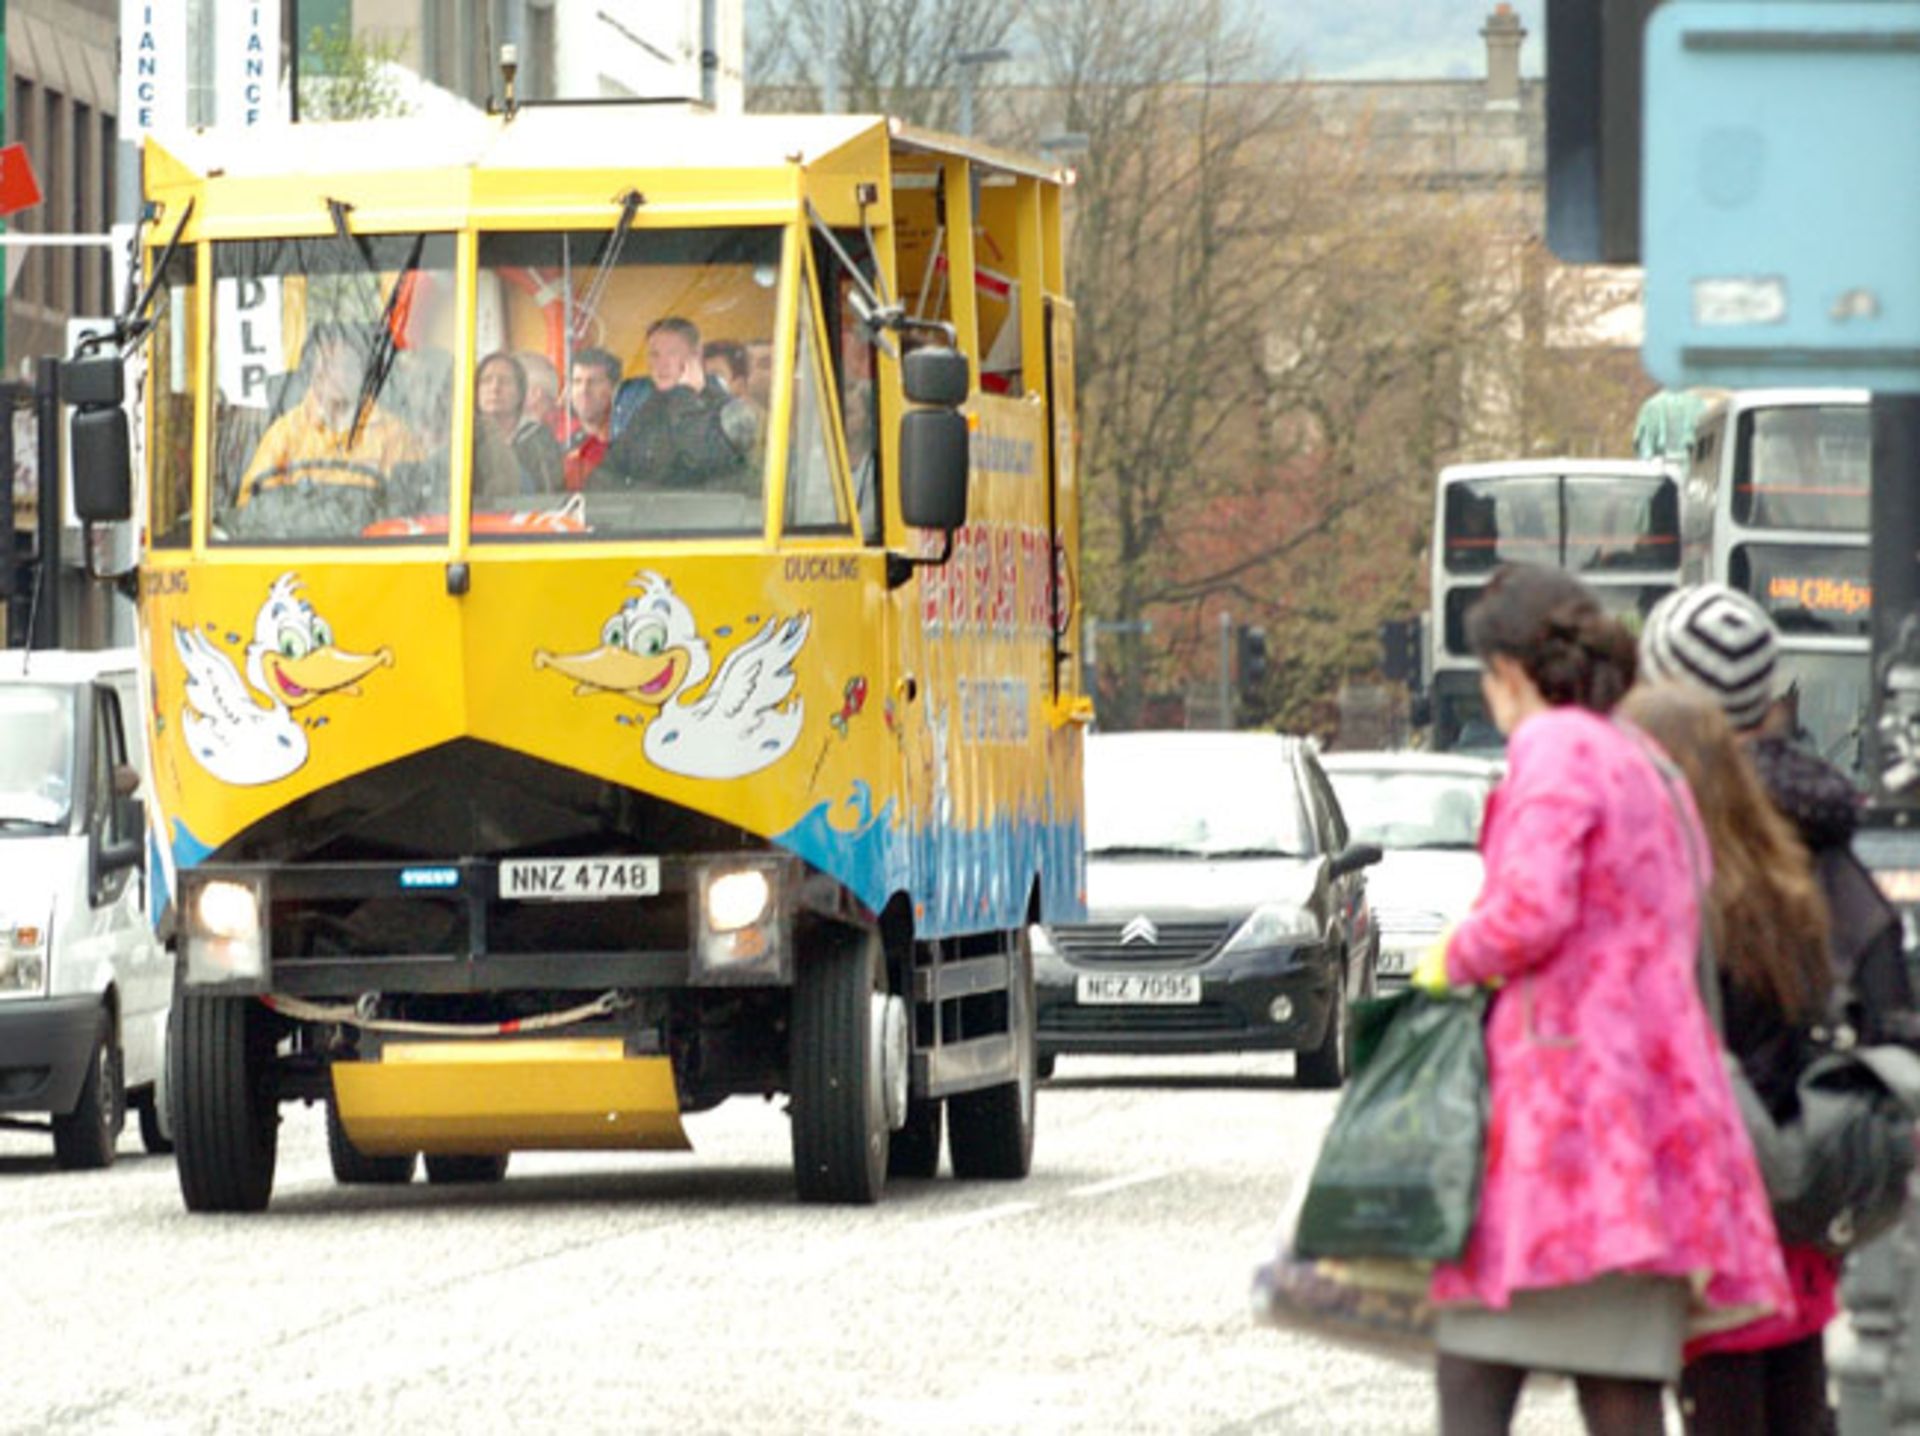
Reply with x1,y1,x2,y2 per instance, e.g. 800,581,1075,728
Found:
173,994,279,1213
948,929,1037,1180
52,1015,123,1170
1296,963,1349,1090
791,926,892,1204
326,1091,416,1186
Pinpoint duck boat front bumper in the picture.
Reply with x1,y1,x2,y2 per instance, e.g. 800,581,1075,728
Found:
330,1039,691,1155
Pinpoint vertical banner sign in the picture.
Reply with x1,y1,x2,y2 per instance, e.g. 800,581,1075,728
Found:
216,0,284,130
119,1,190,140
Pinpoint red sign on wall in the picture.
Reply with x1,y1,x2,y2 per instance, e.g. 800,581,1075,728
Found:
0,143,44,218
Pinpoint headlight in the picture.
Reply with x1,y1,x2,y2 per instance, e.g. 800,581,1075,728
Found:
186,878,267,987
195,882,261,941
1220,904,1320,954
0,917,50,999
705,869,772,933
1029,923,1058,957
693,864,786,985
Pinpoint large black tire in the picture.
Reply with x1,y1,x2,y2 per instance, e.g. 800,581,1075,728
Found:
134,1089,173,1155
1296,960,1349,1090
326,1091,416,1185
52,1015,122,1171
948,929,1037,1180
424,1153,510,1184
173,994,279,1213
791,926,890,1204
887,1098,943,1179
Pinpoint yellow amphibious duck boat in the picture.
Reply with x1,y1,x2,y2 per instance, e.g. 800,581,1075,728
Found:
74,102,1088,1210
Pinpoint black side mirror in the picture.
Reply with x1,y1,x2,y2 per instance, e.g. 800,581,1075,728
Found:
68,357,133,524
899,409,969,532
90,796,145,905
1329,842,1385,879
903,346,969,406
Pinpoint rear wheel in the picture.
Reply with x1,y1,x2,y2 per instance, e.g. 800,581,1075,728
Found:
948,929,1037,1180
326,1091,416,1185
173,994,279,1213
887,1098,943,1179
424,1153,510,1184
52,1016,122,1170
1296,962,1349,1090
791,926,892,1204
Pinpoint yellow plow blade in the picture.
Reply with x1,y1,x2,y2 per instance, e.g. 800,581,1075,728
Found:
330,1039,691,1155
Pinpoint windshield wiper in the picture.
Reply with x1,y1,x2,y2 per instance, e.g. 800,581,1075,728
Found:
570,189,644,348
349,231,427,449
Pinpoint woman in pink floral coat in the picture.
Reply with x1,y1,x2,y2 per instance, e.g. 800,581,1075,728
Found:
1419,566,1789,1435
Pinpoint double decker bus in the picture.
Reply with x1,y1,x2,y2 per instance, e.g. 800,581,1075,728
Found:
1681,389,1871,784
1428,459,1682,752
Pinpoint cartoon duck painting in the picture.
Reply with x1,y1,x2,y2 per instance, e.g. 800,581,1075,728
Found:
535,571,811,780
174,572,394,787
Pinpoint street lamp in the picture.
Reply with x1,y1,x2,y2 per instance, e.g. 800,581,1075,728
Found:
1036,132,1090,180
954,47,1012,138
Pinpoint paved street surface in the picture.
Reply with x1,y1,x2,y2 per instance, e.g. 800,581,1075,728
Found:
0,1054,1602,1434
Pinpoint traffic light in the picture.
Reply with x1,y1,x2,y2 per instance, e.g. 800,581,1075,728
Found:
1236,625,1269,706
1546,0,1665,264
1379,617,1420,685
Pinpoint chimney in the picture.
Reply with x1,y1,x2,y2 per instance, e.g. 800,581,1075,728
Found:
1482,4,1526,108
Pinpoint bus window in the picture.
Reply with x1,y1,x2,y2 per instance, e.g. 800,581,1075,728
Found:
1734,405,1870,532
785,286,851,534
1564,475,1680,573
471,227,778,541
148,244,196,549
1443,477,1559,573
1775,649,1871,783
209,234,457,546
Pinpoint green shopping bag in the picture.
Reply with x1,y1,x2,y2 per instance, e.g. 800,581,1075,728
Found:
1294,987,1489,1262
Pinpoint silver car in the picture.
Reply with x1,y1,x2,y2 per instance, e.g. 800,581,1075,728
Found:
1319,751,1500,985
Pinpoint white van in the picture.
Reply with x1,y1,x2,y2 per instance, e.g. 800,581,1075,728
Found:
0,647,172,1166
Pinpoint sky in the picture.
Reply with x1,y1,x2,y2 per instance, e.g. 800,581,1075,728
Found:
742,1,1549,84
1255,0,1546,80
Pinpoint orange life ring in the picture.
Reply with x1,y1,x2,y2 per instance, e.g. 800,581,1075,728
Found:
499,266,569,366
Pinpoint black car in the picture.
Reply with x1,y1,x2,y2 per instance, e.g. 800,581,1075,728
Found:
1035,732,1382,1087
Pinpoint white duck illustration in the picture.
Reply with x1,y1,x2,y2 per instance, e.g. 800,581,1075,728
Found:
175,573,394,787
534,571,811,780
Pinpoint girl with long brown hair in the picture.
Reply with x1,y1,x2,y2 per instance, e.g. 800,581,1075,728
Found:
1617,680,1835,1435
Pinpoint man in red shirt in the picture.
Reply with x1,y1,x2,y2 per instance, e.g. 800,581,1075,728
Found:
561,347,620,491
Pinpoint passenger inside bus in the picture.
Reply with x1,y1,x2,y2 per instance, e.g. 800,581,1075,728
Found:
229,322,429,539
592,317,762,496
473,351,564,498
518,351,564,439
1446,494,1500,572
561,347,622,491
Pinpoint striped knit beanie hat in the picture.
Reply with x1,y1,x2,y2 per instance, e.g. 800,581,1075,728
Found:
1638,583,1779,730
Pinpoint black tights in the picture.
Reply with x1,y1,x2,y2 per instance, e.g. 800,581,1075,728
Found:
1678,1334,1834,1435
1438,1354,1667,1436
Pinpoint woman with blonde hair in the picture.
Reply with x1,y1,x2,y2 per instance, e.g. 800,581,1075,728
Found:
1617,680,1836,1435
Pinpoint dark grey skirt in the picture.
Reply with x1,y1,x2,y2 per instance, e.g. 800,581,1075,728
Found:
1433,1273,1690,1383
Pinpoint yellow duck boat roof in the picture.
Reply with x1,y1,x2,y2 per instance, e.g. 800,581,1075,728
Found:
145,108,1062,238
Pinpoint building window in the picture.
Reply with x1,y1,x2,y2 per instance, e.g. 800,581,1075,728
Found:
73,103,92,313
